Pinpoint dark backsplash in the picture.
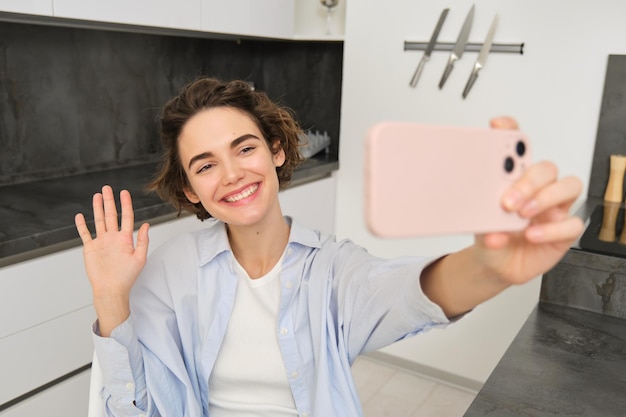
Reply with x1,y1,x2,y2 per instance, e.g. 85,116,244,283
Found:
0,20,343,185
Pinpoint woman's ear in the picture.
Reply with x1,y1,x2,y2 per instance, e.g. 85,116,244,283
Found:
272,140,286,167
183,187,201,204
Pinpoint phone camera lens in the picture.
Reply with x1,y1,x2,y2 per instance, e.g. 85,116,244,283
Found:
504,157,515,173
516,140,526,157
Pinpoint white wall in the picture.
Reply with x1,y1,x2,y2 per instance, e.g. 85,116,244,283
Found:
336,0,626,385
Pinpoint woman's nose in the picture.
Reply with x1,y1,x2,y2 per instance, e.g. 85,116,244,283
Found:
221,159,244,184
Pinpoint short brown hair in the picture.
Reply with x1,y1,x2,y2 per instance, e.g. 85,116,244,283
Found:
148,77,304,220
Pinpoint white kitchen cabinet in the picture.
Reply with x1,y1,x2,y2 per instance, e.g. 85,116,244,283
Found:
3,0,347,41
52,0,203,31
0,216,205,411
0,306,94,406
0,0,53,16
201,0,295,39
0,370,90,417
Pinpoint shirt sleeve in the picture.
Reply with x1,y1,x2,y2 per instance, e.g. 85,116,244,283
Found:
331,240,453,360
92,316,149,416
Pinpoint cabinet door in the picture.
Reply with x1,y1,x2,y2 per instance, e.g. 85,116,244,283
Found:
202,0,295,39
52,0,203,31
0,369,90,417
0,0,53,15
0,307,94,406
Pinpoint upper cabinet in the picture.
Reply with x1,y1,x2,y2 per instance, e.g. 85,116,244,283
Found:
52,0,203,31
0,0,53,16
201,0,294,39
0,0,345,40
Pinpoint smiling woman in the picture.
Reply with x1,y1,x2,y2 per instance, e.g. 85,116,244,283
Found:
177,108,286,231
148,78,304,222
74,76,583,417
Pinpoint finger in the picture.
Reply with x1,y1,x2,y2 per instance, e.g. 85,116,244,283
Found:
524,216,584,243
102,185,120,232
502,161,559,212
135,223,150,260
518,175,582,218
490,116,519,130
74,213,93,244
93,192,106,235
120,189,135,234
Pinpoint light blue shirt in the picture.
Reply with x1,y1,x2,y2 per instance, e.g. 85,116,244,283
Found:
93,217,450,417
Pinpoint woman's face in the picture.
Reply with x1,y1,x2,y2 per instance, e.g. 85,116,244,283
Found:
178,107,285,228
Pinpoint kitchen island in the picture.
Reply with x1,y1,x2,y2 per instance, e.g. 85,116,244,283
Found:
464,242,626,417
464,302,626,416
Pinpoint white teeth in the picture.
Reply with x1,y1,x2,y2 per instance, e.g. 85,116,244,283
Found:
224,184,258,202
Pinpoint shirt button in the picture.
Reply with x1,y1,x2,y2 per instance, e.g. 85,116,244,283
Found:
302,413,309,417
280,328,288,335
287,248,293,255
285,281,293,289
291,371,299,378
126,382,135,391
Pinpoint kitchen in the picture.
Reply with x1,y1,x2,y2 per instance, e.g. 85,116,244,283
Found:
1,0,625,416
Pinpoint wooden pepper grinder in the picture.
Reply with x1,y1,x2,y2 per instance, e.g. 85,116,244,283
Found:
599,155,626,242
599,202,620,242
603,154,626,203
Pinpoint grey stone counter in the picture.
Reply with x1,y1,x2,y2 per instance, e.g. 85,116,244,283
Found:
464,302,626,417
0,156,338,267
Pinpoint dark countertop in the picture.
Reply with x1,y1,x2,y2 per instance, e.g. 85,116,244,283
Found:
0,155,338,267
464,302,626,417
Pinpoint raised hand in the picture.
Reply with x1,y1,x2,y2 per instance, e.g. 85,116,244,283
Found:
75,185,150,336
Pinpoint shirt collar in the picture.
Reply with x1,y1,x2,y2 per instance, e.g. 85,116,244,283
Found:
285,216,324,250
195,216,323,266
196,219,231,266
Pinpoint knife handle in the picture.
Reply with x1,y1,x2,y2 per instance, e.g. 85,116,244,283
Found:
438,55,457,89
462,69,480,99
409,56,428,88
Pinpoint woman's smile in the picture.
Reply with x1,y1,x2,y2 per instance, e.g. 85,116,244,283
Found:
222,183,260,203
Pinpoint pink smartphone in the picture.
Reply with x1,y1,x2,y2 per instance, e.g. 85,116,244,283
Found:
364,122,532,238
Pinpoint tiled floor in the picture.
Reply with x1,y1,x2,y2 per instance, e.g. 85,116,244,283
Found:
351,356,478,417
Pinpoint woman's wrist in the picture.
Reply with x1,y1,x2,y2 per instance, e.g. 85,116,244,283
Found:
93,292,130,337
421,246,511,317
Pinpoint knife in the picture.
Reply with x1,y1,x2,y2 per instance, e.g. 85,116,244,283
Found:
438,4,475,89
462,14,498,99
409,8,449,88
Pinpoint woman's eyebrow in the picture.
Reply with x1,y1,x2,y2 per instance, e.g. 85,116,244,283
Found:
187,134,260,170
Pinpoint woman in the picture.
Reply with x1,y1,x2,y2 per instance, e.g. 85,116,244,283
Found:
75,77,583,417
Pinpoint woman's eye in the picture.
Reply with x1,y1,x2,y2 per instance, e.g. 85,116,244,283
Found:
197,163,213,174
241,146,255,154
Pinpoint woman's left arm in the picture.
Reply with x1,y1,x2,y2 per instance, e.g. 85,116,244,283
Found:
420,117,585,318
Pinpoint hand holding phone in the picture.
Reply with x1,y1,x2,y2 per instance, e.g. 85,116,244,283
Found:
364,122,532,238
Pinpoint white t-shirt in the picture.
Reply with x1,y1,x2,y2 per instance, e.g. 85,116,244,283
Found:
208,254,298,416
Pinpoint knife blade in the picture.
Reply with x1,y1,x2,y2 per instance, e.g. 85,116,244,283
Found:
438,4,475,89
462,14,498,99
409,8,449,88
